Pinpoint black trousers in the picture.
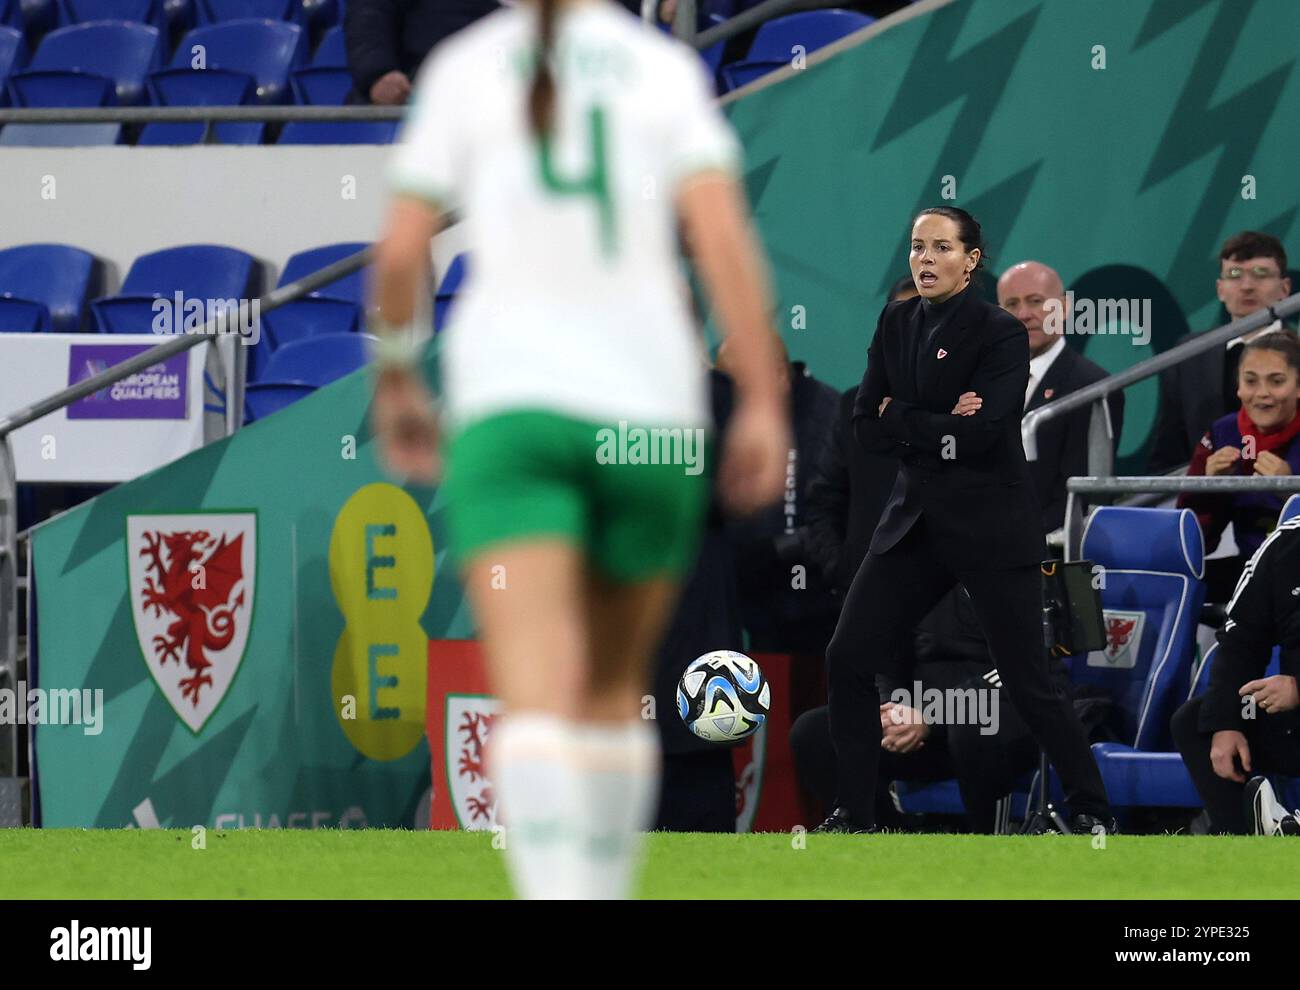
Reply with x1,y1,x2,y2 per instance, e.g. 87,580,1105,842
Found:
826,518,1110,825
1171,694,1300,834
791,674,1040,833
655,749,736,832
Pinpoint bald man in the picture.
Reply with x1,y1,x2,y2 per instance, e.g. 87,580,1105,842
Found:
998,262,1124,535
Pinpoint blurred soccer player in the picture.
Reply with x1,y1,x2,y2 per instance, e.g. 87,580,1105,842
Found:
368,0,788,898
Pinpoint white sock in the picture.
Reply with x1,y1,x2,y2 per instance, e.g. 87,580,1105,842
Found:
574,719,661,900
488,713,583,899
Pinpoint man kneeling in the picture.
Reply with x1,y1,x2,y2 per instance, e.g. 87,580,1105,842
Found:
1173,521,1300,834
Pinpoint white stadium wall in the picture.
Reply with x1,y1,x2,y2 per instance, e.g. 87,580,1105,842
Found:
0,146,466,290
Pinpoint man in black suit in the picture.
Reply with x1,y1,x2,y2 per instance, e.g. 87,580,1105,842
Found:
998,261,1125,536
345,0,500,105
1148,232,1292,473
819,207,1111,834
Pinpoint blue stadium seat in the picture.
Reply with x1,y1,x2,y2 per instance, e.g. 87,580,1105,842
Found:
0,243,101,332
58,0,166,29
251,241,367,380
699,13,725,85
311,19,342,61
896,507,1208,824
244,380,313,422
0,20,135,141
720,9,874,92
90,244,258,334
197,0,338,33
143,18,306,144
890,778,1038,827
258,331,373,386
196,0,299,23
1077,508,1206,746
0,0,14,28
277,120,396,143
152,18,306,102
1068,506,1206,809
290,23,348,103
279,241,366,305
8,22,163,106
434,253,467,332
0,25,28,106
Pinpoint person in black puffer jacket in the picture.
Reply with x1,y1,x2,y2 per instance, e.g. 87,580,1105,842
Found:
345,0,501,105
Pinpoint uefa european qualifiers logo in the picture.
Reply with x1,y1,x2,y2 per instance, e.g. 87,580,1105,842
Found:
67,345,188,421
126,513,257,733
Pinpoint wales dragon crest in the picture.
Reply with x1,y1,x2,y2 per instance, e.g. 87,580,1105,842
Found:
127,513,256,732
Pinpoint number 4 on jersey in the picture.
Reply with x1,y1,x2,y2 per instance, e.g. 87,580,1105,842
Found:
537,105,616,258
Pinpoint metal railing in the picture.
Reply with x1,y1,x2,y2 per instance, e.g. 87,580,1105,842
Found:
0,105,403,124
0,245,374,784
1023,292,1300,479
1063,475,1300,561
0,0,920,127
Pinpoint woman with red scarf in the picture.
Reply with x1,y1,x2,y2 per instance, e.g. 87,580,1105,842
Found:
1180,332,1300,600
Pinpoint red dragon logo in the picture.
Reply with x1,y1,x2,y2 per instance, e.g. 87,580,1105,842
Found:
1105,615,1138,656
138,529,246,706
457,710,497,825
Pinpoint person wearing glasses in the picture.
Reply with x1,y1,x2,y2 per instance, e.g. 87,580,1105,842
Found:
1149,232,1294,473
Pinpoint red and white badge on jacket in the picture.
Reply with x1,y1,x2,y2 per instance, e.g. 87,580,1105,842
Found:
936,348,948,359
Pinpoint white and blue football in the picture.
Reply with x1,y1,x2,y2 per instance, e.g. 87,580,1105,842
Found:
676,650,770,743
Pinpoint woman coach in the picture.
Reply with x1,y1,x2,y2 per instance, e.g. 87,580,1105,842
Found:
817,207,1113,833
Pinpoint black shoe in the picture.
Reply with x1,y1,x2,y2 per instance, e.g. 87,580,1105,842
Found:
1069,813,1118,836
811,808,876,834
1245,776,1300,835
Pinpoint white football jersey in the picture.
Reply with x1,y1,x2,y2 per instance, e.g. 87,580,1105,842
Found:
389,1,740,429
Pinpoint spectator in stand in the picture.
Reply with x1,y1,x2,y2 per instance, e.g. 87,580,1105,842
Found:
1179,332,1300,601
997,261,1124,537
345,0,501,105
1149,232,1293,473
717,333,840,655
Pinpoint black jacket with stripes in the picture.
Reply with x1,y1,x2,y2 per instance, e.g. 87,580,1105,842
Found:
1199,517,1300,733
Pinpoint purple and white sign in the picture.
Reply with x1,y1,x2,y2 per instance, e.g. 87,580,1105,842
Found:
67,344,189,420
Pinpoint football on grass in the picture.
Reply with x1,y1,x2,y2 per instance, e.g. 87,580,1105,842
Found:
676,650,770,743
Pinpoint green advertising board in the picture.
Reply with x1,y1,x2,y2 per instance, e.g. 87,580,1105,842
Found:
29,0,1300,825
31,350,471,828
725,0,1300,471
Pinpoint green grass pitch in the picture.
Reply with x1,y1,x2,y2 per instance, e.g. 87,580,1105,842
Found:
1,830,1297,899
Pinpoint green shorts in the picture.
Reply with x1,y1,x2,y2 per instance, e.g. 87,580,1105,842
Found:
441,410,710,582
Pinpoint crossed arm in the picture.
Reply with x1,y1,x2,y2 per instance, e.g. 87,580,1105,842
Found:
851,312,1028,462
